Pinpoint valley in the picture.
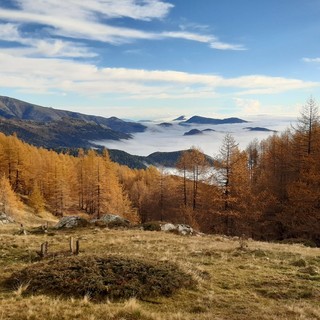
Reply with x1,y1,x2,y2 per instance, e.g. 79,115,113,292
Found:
97,115,295,157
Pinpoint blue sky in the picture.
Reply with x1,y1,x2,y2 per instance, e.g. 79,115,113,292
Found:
0,0,319,120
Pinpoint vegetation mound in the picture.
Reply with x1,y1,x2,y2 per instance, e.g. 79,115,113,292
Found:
6,255,195,301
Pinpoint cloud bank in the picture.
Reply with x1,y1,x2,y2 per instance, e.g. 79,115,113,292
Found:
0,51,317,98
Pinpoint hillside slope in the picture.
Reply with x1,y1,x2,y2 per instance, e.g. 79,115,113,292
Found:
0,96,147,148
108,149,214,169
0,117,130,148
0,96,146,133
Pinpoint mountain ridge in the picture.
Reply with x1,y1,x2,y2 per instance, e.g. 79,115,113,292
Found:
107,149,214,169
0,95,148,148
0,95,146,134
181,115,248,125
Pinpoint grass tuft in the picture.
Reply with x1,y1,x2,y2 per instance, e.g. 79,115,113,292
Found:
13,282,30,296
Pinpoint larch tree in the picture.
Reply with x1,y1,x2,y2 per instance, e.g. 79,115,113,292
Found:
176,147,209,211
0,175,22,217
285,98,320,238
176,151,190,207
215,133,241,211
29,183,45,213
294,97,319,156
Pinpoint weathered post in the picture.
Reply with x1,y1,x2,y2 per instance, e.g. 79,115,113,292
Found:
69,237,74,254
75,239,80,255
40,241,48,257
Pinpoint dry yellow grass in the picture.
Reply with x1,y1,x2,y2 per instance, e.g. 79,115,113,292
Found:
0,223,319,320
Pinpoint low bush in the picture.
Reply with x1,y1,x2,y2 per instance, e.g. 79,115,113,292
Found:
5,255,195,301
107,219,130,229
142,221,161,231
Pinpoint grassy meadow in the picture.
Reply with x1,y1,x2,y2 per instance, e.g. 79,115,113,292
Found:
0,222,319,320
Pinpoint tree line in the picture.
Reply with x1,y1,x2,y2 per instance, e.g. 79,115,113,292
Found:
0,98,319,245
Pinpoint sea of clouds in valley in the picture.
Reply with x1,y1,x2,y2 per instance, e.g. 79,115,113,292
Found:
96,115,296,157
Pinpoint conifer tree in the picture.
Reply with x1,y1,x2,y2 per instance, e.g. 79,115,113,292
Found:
29,183,45,213
0,175,22,216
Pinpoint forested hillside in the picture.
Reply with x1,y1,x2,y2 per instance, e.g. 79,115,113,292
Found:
0,98,319,245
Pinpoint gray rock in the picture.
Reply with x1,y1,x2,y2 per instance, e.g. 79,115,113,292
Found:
160,223,194,235
91,214,130,228
0,212,14,224
160,223,177,232
55,216,89,229
100,214,130,224
176,224,194,235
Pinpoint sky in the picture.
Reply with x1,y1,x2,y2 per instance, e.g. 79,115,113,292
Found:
0,0,319,120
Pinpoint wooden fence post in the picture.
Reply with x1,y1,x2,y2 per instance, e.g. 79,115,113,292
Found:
40,241,48,257
69,237,74,254
75,240,80,255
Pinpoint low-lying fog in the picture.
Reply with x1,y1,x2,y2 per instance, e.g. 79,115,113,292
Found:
96,115,296,157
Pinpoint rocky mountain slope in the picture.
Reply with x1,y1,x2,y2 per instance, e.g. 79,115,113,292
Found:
0,96,146,148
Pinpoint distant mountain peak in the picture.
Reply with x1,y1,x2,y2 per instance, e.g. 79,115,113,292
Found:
182,115,247,125
245,126,277,133
184,129,203,136
173,115,186,121
158,122,173,128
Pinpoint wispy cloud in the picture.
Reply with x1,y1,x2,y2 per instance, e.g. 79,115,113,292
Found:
303,57,320,63
0,1,245,51
13,0,174,21
162,31,246,50
0,23,96,58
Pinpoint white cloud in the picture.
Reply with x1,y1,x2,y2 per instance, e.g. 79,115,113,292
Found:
96,117,293,156
209,41,245,51
0,52,317,98
0,8,157,44
0,22,96,58
0,1,245,50
234,98,261,114
303,57,320,63
162,31,246,50
0,22,20,41
225,75,317,94
13,0,174,21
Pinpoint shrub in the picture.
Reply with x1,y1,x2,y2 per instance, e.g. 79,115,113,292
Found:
5,255,195,301
107,219,130,229
142,221,161,231
291,258,307,267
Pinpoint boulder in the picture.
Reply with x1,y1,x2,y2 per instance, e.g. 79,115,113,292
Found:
91,214,130,228
176,224,194,235
160,223,194,235
55,216,89,229
0,212,14,224
160,223,177,232
100,214,130,225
